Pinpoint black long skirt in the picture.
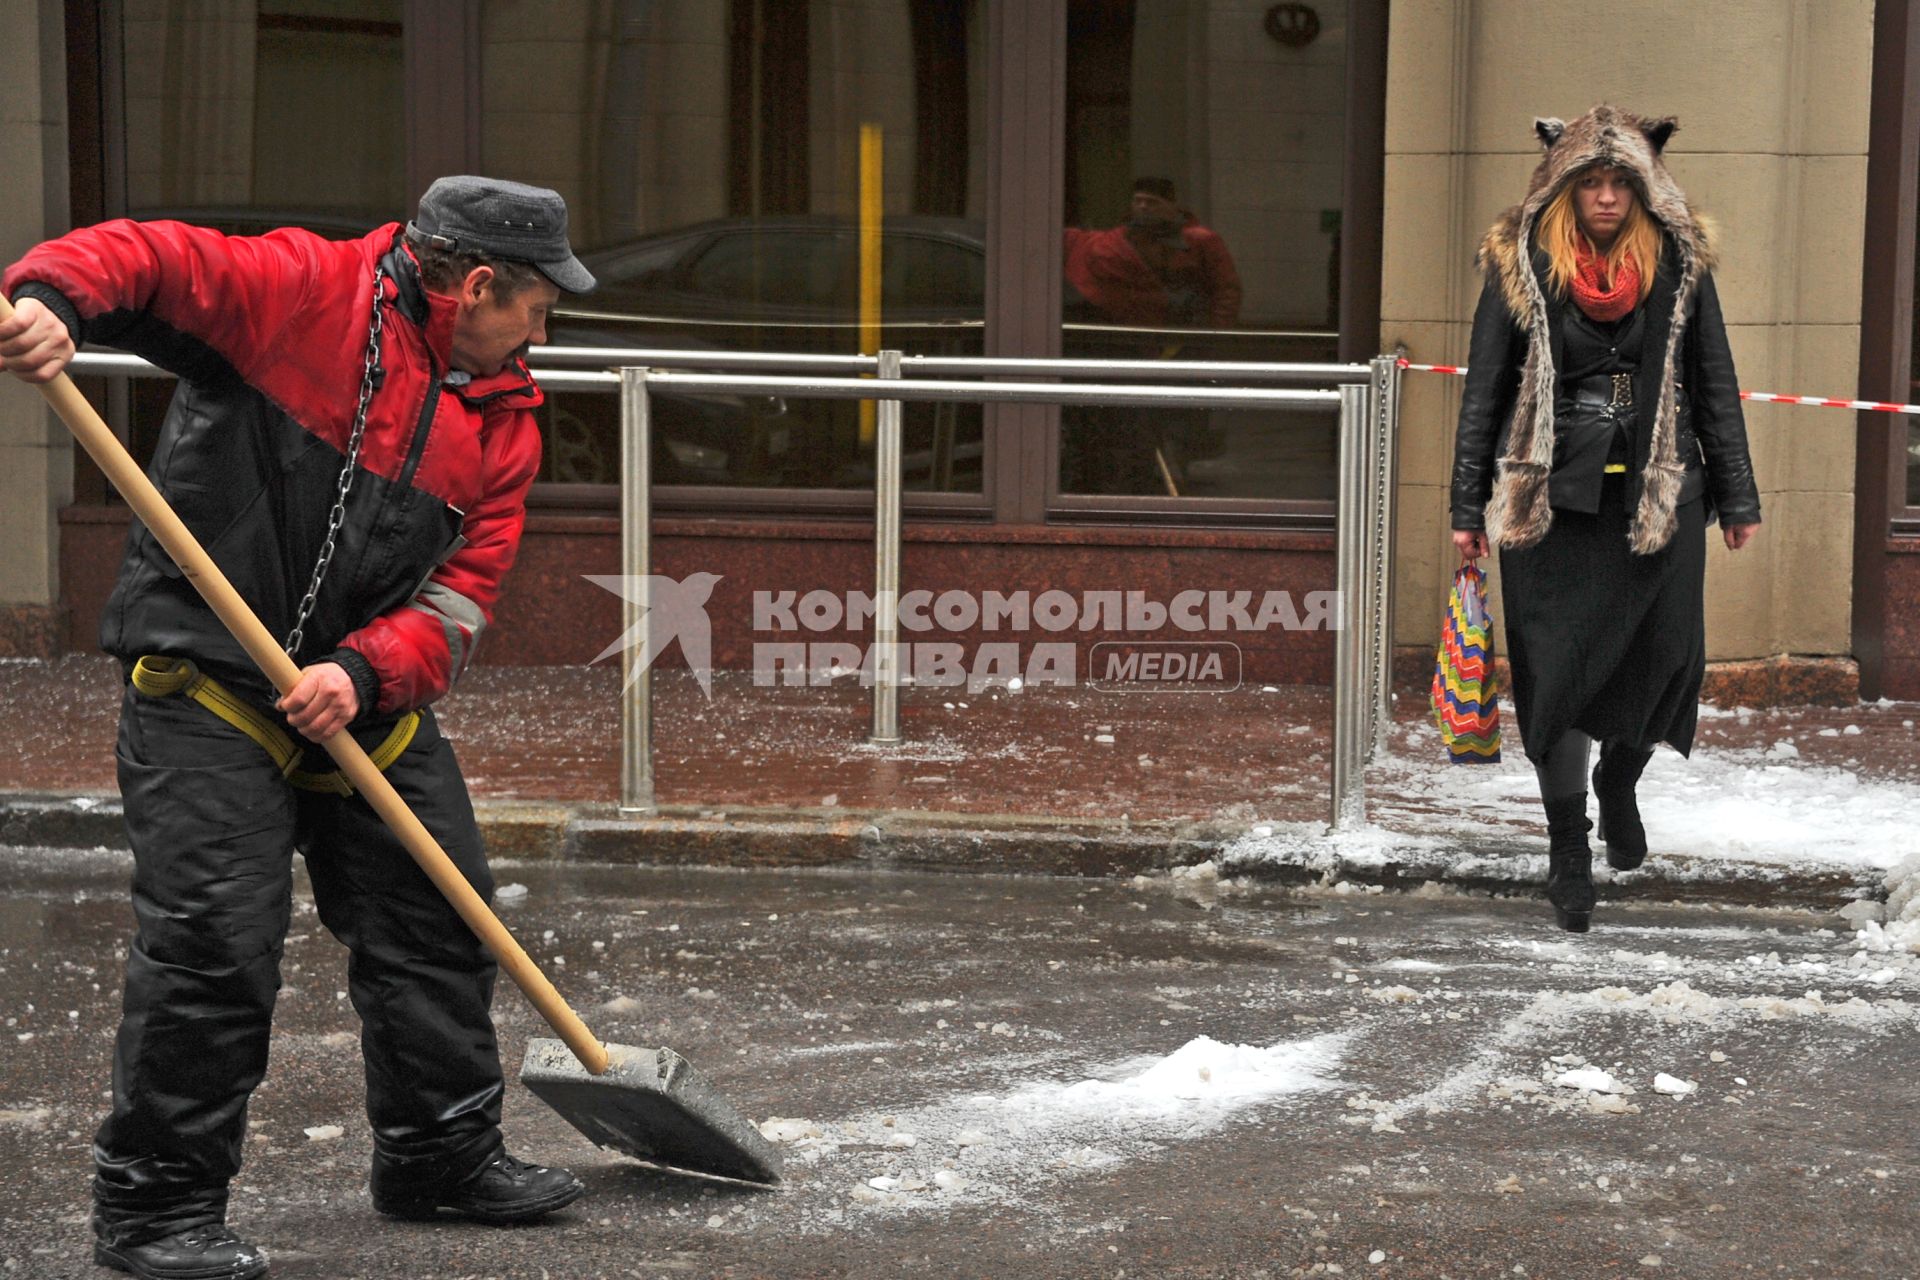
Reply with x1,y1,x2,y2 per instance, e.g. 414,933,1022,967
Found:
1497,473,1708,763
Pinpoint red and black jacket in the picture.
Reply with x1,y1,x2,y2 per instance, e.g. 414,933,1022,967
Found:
3,220,543,718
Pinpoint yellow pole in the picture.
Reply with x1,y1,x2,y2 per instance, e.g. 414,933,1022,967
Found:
859,122,883,446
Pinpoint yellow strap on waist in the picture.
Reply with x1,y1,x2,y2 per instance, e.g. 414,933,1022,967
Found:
129,655,419,795
1604,463,1628,473
287,712,420,795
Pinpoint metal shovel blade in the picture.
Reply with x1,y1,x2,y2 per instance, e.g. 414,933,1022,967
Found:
520,1039,784,1184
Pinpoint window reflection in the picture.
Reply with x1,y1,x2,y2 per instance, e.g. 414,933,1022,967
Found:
479,0,986,492
122,2,404,216
1059,0,1346,502
1064,178,1243,329
117,0,405,473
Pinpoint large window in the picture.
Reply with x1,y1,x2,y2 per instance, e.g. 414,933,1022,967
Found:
1056,0,1346,502
76,0,1381,522
122,2,405,220
478,0,988,493
112,1,405,473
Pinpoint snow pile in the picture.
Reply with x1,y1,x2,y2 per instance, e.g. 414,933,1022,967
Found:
1225,732,1920,892
759,1117,822,1143
1220,820,1460,876
1552,1067,1625,1094
1578,980,1904,1026
994,1034,1340,1116
776,1032,1350,1215
1364,739,1918,871
1857,849,1920,955
1612,759,1909,869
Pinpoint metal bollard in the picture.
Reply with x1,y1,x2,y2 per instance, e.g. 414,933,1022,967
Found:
870,351,904,743
1367,353,1403,757
619,368,656,814
1330,381,1371,830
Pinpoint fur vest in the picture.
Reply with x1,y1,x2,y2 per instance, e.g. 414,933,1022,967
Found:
1476,105,1716,554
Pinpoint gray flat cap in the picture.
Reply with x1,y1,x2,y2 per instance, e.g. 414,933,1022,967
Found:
410,175,595,293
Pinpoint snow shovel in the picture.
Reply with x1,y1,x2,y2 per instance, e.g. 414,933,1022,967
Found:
4,297,781,1185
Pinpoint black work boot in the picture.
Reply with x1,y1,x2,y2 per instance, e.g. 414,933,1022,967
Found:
373,1151,584,1224
1543,793,1597,933
1592,742,1654,871
93,1225,268,1280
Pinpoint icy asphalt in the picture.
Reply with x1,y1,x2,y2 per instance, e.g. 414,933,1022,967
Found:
0,847,1914,1280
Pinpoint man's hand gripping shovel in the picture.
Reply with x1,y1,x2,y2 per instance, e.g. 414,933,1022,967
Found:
0,294,781,1185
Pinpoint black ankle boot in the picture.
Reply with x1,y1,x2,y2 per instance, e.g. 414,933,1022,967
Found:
1592,742,1654,871
373,1150,584,1224
1543,793,1596,933
93,1225,268,1280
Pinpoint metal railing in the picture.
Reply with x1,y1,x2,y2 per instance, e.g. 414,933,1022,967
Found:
74,346,1373,387
614,357,1399,828
68,350,626,393
529,344,1369,384
67,344,1402,831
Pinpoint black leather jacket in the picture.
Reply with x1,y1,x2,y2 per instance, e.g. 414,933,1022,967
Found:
1450,248,1763,533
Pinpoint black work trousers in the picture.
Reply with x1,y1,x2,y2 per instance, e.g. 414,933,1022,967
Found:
92,684,504,1247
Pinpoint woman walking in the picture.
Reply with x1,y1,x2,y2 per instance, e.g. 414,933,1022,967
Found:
1449,106,1762,931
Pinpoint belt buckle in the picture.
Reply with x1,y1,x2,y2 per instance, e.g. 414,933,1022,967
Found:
1609,372,1633,406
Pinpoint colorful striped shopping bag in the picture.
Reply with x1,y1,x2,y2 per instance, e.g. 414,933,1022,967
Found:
1430,562,1502,763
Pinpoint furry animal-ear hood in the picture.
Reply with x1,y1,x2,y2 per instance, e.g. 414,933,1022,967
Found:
1478,104,1715,320
1475,104,1717,556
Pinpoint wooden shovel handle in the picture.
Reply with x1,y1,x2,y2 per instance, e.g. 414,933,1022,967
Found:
1,294,608,1075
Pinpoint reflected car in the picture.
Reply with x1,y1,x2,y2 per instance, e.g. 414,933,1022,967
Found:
567,214,987,331
546,216,991,488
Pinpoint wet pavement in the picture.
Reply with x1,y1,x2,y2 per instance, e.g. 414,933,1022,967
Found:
7,655,1920,822
1,846,1913,1279
7,656,1916,908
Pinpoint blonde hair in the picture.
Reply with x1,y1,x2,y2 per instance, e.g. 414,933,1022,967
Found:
1537,173,1662,304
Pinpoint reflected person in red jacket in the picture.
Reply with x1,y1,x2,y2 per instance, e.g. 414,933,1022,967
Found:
0,178,594,1280
1062,178,1243,494
1064,176,1243,330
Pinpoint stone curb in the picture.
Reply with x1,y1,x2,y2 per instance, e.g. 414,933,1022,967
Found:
0,792,1881,911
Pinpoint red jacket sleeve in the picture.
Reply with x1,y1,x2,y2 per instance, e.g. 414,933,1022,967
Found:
338,404,543,714
2,218,338,379
1187,226,1243,327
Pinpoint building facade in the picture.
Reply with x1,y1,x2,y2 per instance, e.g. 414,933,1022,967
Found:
3,1,1917,698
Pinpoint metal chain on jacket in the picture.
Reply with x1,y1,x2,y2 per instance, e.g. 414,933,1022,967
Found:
283,264,388,658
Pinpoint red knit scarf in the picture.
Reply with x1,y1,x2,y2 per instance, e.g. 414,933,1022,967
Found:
1570,237,1640,322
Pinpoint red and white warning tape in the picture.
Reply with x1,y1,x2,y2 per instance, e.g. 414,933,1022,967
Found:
1738,390,1920,414
1395,357,1920,416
